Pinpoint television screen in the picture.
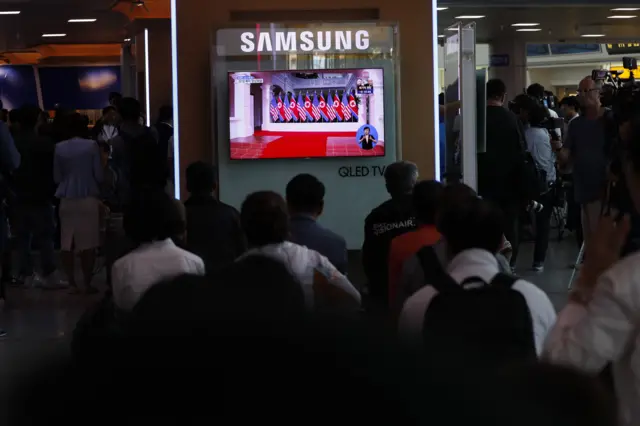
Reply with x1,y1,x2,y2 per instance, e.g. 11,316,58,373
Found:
228,68,385,160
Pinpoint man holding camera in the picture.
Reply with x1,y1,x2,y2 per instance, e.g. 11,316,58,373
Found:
553,76,611,246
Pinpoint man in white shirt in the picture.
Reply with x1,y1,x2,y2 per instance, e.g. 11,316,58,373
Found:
398,196,556,354
527,84,562,140
112,189,205,312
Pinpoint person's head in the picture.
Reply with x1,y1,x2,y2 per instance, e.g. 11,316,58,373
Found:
364,126,370,135
559,96,580,119
66,113,89,139
286,173,325,217
124,189,186,244
18,104,42,131
384,161,419,198
186,161,217,195
240,191,289,247
526,83,545,100
102,105,119,124
529,102,551,128
412,180,444,225
439,196,504,257
577,76,601,110
512,94,538,123
486,79,507,105
157,105,173,125
435,183,477,229
109,91,122,107
118,97,142,123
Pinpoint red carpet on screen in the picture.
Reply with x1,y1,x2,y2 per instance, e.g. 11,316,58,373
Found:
258,131,352,158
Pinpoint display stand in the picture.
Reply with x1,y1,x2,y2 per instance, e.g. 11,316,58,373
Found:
211,23,399,248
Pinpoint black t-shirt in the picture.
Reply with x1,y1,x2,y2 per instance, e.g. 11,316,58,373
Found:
478,106,525,202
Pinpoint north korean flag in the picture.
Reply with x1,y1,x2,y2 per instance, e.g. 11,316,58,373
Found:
332,92,344,121
305,94,320,121
348,93,358,117
288,94,299,121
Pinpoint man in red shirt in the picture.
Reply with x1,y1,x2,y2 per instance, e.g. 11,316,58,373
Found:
388,180,443,312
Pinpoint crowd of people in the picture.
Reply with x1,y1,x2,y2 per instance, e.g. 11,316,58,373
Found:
0,80,640,424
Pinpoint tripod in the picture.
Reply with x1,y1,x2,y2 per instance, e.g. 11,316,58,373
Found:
567,242,585,291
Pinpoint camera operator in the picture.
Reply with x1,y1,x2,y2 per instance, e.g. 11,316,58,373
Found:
518,99,557,271
553,76,611,246
543,114,640,426
527,84,562,141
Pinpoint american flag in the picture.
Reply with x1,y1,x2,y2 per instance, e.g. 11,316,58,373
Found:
270,96,279,121
310,94,322,121
296,93,307,122
340,92,352,120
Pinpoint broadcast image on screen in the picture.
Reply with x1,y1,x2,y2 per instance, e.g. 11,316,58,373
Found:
228,68,385,160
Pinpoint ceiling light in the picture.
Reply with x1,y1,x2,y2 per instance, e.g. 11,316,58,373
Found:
0,11,20,15
581,34,606,38
124,38,131,42
611,8,640,11
455,15,485,19
438,34,445,38
516,28,542,32
42,33,66,38
608,15,637,18
437,7,448,11
447,27,459,31
512,23,539,27
68,18,97,23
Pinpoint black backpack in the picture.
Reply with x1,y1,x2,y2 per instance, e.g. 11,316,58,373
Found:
416,246,537,370
121,128,167,191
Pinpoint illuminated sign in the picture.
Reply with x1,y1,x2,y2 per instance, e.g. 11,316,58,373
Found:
606,42,640,55
610,66,640,79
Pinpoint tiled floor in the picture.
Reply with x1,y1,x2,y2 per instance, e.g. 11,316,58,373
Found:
0,236,581,379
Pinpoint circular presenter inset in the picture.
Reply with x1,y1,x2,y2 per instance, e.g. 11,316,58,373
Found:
356,124,379,150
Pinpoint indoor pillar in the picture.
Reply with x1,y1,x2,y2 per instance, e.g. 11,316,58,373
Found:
488,40,527,99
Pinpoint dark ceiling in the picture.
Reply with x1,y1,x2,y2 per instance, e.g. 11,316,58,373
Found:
0,0,129,51
437,5,640,43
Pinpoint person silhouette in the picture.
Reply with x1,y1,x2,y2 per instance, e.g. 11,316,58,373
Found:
359,126,376,150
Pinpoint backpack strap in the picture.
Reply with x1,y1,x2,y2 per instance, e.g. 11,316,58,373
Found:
416,246,460,293
489,273,518,290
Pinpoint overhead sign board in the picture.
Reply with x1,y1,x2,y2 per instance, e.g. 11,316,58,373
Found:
605,42,640,55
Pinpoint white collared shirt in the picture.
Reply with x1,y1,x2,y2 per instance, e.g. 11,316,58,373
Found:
544,251,640,426
398,248,557,354
112,238,205,311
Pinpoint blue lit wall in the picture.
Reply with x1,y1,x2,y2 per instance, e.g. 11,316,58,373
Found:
0,66,39,110
39,66,121,110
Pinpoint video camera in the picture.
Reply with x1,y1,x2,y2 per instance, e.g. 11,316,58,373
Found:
592,56,640,123
508,94,564,133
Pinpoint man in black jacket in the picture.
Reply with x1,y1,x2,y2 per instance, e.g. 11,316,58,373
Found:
362,161,418,312
184,162,246,274
478,79,527,270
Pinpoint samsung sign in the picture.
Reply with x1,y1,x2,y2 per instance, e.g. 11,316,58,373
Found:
216,26,393,56
240,30,370,53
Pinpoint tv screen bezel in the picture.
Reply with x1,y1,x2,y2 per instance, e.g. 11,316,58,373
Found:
227,67,386,161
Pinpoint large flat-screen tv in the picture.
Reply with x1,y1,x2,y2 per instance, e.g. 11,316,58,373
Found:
228,68,385,160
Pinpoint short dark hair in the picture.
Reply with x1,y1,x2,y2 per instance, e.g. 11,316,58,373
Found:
241,191,289,247
412,180,444,225
109,91,122,103
439,197,503,255
526,83,545,99
186,161,217,194
486,79,507,100
118,97,141,122
559,96,580,112
19,105,42,130
8,108,22,125
157,105,173,124
124,189,185,244
529,103,551,127
512,94,538,114
286,174,325,214
67,113,89,139
384,161,418,197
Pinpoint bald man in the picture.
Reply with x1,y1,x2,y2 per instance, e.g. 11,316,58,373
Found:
553,76,610,245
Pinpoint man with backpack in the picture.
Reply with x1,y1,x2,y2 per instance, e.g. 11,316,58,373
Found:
398,196,556,367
